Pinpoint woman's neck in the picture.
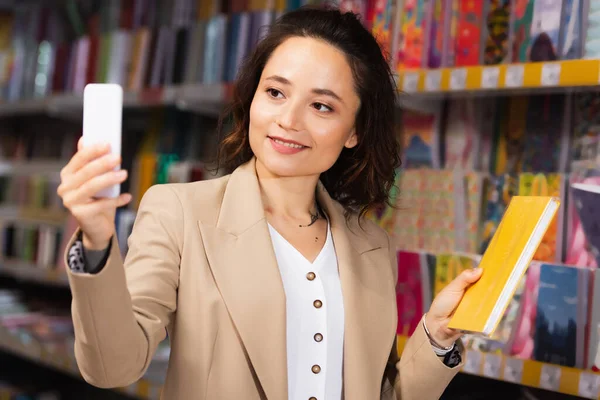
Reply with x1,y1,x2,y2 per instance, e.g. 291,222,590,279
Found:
255,160,321,222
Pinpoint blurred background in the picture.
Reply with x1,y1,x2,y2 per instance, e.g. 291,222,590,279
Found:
0,0,599,399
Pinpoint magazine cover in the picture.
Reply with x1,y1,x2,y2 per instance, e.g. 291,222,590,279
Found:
455,0,485,66
511,0,535,62
483,0,511,64
397,0,430,69
528,0,563,61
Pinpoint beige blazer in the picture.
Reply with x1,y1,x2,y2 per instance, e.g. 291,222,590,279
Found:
65,158,462,400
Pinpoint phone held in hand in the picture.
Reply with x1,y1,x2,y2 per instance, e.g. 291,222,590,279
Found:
82,83,123,198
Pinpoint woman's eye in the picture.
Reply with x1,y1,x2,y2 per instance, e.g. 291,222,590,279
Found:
312,102,333,113
267,88,284,98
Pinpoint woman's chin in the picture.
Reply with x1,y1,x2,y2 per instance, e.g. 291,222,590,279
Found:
266,161,305,177
257,155,310,178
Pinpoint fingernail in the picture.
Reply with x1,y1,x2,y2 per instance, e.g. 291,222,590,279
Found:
116,170,127,178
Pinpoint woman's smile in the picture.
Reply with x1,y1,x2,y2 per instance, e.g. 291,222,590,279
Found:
268,135,310,154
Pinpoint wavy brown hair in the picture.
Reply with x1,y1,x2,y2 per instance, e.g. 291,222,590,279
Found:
216,5,401,219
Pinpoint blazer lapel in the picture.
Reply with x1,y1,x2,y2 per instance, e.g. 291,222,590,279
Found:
198,159,287,400
317,185,398,400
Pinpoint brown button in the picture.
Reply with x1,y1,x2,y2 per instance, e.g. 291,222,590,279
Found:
306,272,316,281
311,364,321,374
309,397,317,400
314,333,323,342
313,300,323,309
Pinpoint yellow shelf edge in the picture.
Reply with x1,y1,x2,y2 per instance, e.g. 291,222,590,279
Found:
397,59,600,94
397,335,600,399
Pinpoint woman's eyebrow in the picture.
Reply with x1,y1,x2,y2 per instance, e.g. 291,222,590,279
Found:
265,75,344,104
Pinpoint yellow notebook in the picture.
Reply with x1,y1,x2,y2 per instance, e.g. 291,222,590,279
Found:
447,196,560,336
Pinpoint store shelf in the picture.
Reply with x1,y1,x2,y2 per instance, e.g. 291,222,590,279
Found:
0,83,231,118
0,160,65,176
0,205,68,226
0,260,68,288
0,325,163,399
0,98,48,117
398,59,600,95
398,336,600,399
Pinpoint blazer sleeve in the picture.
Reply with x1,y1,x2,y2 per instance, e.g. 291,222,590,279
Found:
392,321,464,400
64,184,183,388
386,237,464,400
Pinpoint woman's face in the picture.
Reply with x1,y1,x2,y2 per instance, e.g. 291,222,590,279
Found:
249,36,361,178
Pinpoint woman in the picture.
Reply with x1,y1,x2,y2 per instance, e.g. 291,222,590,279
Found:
57,6,481,400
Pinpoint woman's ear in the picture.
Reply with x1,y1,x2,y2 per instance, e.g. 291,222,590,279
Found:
344,129,358,149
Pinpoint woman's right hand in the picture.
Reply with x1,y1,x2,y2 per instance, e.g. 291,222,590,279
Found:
57,138,132,250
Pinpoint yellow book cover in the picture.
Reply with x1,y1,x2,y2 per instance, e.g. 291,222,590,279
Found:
447,196,560,335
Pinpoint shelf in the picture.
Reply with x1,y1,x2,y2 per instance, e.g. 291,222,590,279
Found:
0,160,65,176
4,61,598,117
397,59,600,95
397,336,600,399
0,325,163,399
0,205,68,226
0,260,69,288
0,83,231,118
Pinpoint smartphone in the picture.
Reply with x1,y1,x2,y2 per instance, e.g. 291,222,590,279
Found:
82,83,123,198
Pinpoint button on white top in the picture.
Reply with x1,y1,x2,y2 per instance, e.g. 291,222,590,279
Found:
268,222,344,400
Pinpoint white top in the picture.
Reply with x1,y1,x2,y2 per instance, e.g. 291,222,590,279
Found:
268,222,345,400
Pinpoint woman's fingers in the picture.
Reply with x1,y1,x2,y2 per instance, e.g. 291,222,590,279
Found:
70,193,132,219
58,152,122,196
62,169,128,209
429,268,483,321
60,142,111,179
441,267,483,295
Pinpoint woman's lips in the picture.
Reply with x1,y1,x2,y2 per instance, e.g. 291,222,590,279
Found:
268,136,308,155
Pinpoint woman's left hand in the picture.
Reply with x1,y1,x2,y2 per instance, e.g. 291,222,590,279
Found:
424,268,483,348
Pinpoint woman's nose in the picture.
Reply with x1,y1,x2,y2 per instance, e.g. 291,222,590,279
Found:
275,101,302,131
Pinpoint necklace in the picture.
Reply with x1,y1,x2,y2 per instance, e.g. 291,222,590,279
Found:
299,203,322,228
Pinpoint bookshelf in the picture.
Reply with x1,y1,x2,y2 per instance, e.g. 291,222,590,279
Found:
398,59,600,95
0,83,230,118
0,205,68,225
0,259,68,287
6,63,600,118
0,160,65,176
398,335,600,399
0,324,163,399
1,0,600,398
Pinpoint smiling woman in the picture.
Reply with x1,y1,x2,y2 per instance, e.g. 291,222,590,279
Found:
56,4,481,400
217,7,399,219
250,38,360,176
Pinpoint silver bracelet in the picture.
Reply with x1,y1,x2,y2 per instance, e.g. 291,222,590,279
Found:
422,314,455,356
